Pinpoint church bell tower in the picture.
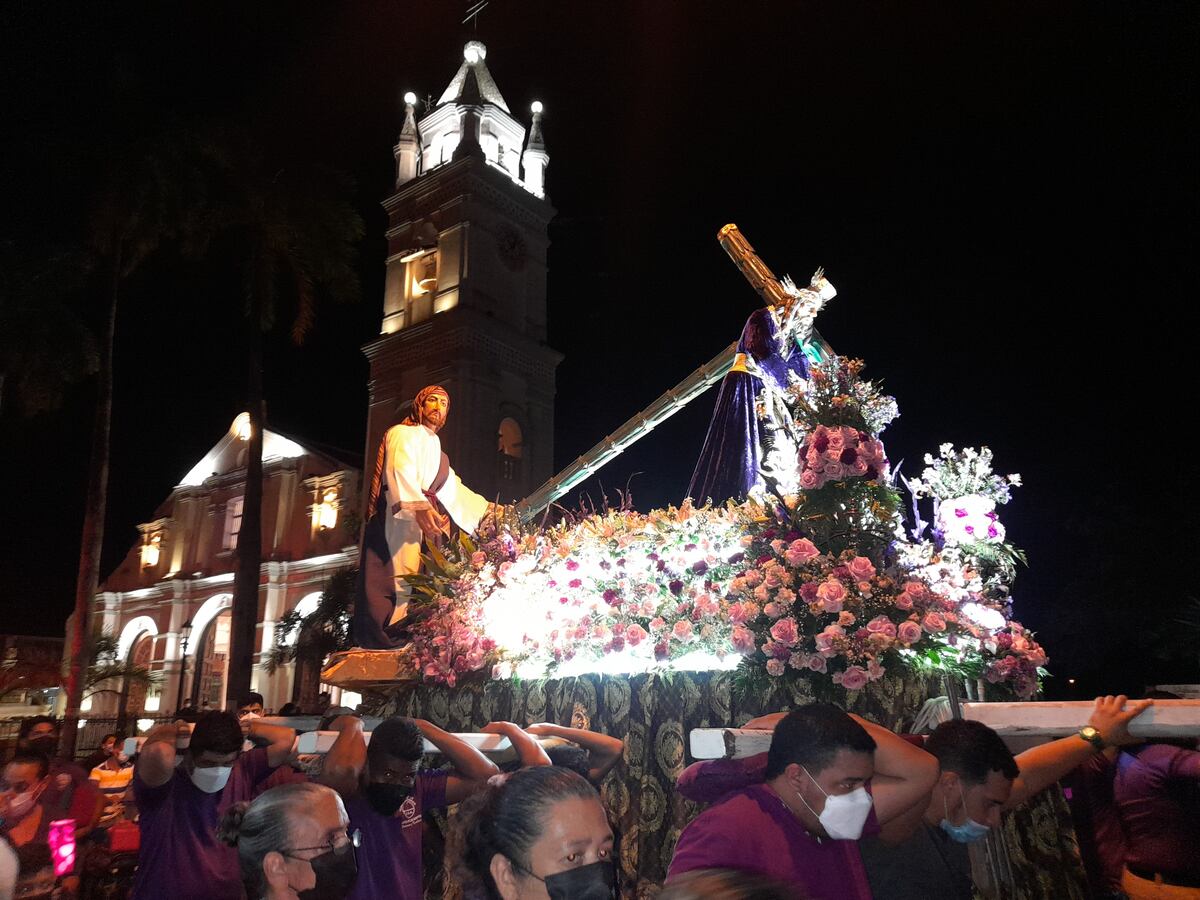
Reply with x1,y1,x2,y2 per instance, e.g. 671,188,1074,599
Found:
363,40,562,505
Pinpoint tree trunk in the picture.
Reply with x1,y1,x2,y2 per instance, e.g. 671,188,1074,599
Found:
228,311,264,707
61,258,119,758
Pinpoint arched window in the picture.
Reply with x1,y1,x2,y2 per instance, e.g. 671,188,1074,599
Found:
126,634,155,714
193,609,233,710
497,417,523,483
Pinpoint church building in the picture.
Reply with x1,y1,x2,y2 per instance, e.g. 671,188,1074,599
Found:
87,40,558,717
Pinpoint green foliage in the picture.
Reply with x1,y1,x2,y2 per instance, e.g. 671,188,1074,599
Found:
267,570,355,673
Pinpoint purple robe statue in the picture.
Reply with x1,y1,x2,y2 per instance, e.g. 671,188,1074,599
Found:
688,307,811,504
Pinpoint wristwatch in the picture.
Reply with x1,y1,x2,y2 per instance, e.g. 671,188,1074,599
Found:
1078,725,1107,750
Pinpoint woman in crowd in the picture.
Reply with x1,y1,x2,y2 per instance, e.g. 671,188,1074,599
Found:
218,782,359,900
449,766,616,900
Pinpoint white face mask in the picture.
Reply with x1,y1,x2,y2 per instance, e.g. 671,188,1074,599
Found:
798,766,874,840
3,783,43,822
189,765,233,794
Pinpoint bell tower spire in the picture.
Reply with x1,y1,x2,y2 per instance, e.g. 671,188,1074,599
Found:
364,39,562,505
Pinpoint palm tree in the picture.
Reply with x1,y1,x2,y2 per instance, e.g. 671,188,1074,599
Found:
59,123,222,756
217,140,364,703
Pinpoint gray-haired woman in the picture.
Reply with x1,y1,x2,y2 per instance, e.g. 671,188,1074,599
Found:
218,782,359,900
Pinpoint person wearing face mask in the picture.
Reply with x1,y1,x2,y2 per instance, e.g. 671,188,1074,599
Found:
218,782,359,900
82,733,121,773
320,714,499,900
668,703,939,899
14,716,102,842
857,694,1152,900
0,754,50,850
447,765,617,900
130,709,296,900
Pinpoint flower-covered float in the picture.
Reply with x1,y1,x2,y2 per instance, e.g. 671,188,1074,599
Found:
398,354,1046,700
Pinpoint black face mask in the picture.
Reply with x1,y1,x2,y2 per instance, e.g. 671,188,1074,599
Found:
364,781,412,817
25,736,58,756
529,860,616,900
295,841,358,900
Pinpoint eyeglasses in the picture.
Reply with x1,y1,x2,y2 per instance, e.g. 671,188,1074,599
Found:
281,828,362,859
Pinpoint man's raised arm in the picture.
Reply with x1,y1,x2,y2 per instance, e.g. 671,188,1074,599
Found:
136,721,186,788
847,714,939,825
321,715,367,798
1006,695,1152,809
414,718,499,804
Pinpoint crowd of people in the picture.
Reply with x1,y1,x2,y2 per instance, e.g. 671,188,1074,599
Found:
0,690,1196,899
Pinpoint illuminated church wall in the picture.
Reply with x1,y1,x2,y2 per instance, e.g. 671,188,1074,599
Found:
91,415,361,716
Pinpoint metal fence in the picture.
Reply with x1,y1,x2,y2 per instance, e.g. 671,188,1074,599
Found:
0,715,177,761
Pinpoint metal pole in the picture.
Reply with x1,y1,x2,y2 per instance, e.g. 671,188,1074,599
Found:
174,638,189,714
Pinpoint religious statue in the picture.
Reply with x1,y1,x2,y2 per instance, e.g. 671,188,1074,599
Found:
688,226,836,504
352,385,495,649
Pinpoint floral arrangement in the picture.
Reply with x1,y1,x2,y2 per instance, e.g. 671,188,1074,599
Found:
400,357,1047,699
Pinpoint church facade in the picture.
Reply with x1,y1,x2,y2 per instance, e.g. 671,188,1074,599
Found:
87,40,558,716
89,415,361,717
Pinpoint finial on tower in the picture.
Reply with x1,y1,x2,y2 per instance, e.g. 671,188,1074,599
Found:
395,90,421,187
464,40,487,65
522,100,549,198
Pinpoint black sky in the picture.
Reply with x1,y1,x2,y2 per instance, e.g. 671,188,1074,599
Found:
2,0,1197,694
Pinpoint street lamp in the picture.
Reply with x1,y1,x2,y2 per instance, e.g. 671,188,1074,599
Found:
174,619,194,715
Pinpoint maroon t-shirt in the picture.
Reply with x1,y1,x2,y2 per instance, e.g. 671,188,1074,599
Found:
668,781,880,899
130,748,275,900
345,770,448,900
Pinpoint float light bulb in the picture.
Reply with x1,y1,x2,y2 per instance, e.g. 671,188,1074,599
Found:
404,91,417,106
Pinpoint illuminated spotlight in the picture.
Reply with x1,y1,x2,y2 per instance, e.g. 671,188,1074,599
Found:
404,91,417,106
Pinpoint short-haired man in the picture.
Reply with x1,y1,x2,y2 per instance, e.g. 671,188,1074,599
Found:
237,692,265,717
668,703,939,898
322,715,499,900
857,694,1151,899
130,710,295,900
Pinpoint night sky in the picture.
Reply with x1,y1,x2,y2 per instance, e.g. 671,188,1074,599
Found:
2,1,1196,695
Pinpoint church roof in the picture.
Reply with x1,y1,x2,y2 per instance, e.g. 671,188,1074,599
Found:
437,41,510,112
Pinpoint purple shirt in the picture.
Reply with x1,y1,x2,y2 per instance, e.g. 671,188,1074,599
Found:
668,782,880,899
1112,743,1200,877
130,747,274,900
345,770,448,900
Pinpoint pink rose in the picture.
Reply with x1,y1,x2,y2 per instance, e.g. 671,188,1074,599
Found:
694,594,719,617
807,655,828,674
766,659,786,677
799,468,821,490
847,556,876,582
672,620,694,642
770,617,800,647
897,621,922,644
649,616,666,632
731,624,756,653
625,624,648,646
827,430,846,452
866,615,897,638
785,539,820,566
799,582,819,602
922,612,947,633
838,665,869,691
867,660,885,681
817,578,847,613
762,602,784,619
470,551,487,569
822,462,846,480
